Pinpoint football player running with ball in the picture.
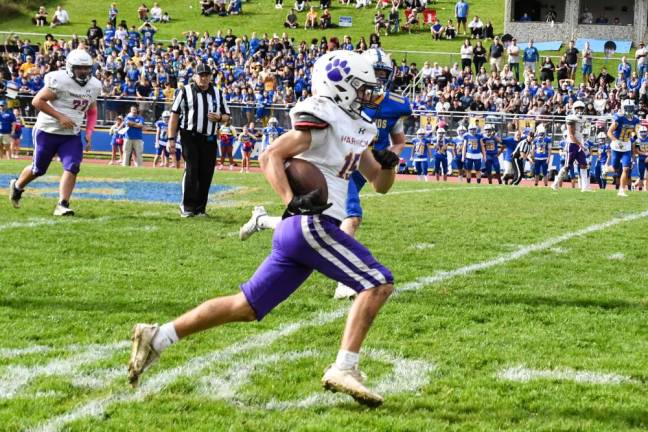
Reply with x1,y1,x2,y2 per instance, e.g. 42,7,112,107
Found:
129,51,399,407
9,49,100,215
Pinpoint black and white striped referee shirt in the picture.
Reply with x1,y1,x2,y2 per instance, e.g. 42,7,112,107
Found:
513,138,532,157
170,83,229,136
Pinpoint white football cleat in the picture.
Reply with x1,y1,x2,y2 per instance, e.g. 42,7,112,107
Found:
9,178,23,209
128,323,160,387
551,182,559,191
618,190,628,197
53,202,74,216
239,206,267,241
334,283,357,300
322,364,383,407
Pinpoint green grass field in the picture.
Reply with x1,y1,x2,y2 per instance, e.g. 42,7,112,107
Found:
0,161,647,431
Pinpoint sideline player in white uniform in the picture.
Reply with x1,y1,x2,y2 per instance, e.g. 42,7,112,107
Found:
551,101,592,192
9,49,101,215
128,50,399,406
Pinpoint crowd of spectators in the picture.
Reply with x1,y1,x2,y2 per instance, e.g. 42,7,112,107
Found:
2,0,648,128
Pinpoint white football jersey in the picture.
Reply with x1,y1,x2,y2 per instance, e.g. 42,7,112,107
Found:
565,114,584,144
34,70,101,135
290,96,377,221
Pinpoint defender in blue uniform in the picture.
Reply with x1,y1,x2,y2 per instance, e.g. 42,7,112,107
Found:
634,125,648,191
607,99,640,196
481,124,502,184
433,127,449,181
591,132,609,189
153,111,170,168
532,125,551,187
501,131,519,185
453,125,467,181
411,128,430,181
336,47,411,300
260,117,285,153
462,123,485,183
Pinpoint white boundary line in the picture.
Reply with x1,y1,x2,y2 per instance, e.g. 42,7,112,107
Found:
0,216,113,232
362,186,485,198
498,365,638,385
31,209,648,431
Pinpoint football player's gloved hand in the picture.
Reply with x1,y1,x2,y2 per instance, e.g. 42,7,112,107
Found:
372,149,399,170
282,189,332,219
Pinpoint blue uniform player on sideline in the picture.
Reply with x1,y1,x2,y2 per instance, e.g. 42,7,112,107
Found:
260,117,285,153
481,124,502,184
632,125,648,191
432,127,449,181
453,124,467,181
334,47,411,300
462,123,485,183
591,131,610,189
501,131,519,185
607,99,640,197
411,128,430,181
531,124,551,187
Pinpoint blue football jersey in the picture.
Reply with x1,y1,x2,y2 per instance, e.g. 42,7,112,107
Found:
482,135,500,157
262,125,285,146
463,133,482,156
611,113,640,141
367,91,412,151
533,137,551,159
501,136,517,161
155,120,169,144
411,138,430,160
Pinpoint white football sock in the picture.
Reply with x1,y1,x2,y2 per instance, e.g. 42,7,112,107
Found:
335,350,359,370
552,167,567,188
258,215,281,230
580,169,590,190
152,322,179,353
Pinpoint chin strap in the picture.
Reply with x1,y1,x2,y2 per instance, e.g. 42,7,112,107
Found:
86,106,97,135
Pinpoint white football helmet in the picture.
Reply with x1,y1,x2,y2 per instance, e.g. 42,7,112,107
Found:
268,117,278,125
361,48,394,88
596,131,607,144
536,124,546,137
66,49,93,86
161,110,171,120
457,124,467,136
621,99,636,118
468,123,478,134
437,127,446,137
484,124,495,137
572,100,585,115
638,125,648,140
312,50,382,122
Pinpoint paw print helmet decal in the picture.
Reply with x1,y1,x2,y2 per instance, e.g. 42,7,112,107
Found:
312,50,383,122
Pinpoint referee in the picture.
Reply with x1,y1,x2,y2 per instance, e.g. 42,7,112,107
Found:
512,131,534,185
168,63,230,217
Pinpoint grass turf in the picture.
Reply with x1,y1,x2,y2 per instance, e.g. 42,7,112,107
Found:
0,161,647,431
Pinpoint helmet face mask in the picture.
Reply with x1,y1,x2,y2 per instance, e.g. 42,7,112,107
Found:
596,132,607,144
622,100,636,118
639,126,648,140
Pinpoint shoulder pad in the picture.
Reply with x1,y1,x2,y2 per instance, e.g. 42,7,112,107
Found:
293,112,328,131
386,92,413,116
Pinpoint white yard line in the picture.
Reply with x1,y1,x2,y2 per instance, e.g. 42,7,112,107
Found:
32,209,648,431
362,186,485,198
0,216,113,232
498,365,638,385
607,252,625,260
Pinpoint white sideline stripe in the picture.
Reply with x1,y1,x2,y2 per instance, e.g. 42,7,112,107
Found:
33,209,648,431
0,216,113,232
0,342,128,400
0,345,52,359
362,186,484,198
550,247,568,254
411,243,435,250
498,365,638,385
395,209,648,294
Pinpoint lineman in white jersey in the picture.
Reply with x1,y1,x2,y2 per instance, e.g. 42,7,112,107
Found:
129,50,399,406
9,49,101,215
551,101,592,192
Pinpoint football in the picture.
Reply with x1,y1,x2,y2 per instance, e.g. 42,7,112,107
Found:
284,158,328,205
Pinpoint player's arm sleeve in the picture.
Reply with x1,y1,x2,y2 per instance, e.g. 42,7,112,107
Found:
293,112,328,131
44,74,60,97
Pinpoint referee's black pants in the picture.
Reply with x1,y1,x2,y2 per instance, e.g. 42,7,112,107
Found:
512,156,525,185
180,129,218,214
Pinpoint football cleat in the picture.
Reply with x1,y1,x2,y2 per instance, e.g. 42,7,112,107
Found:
239,206,267,241
9,179,23,209
618,190,628,197
334,283,358,300
128,323,160,387
53,201,74,216
322,364,383,407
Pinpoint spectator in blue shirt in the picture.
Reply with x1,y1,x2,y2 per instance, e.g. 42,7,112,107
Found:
523,40,540,74
139,22,157,46
0,101,17,159
617,56,631,81
455,0,469,35
123,105,145,167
